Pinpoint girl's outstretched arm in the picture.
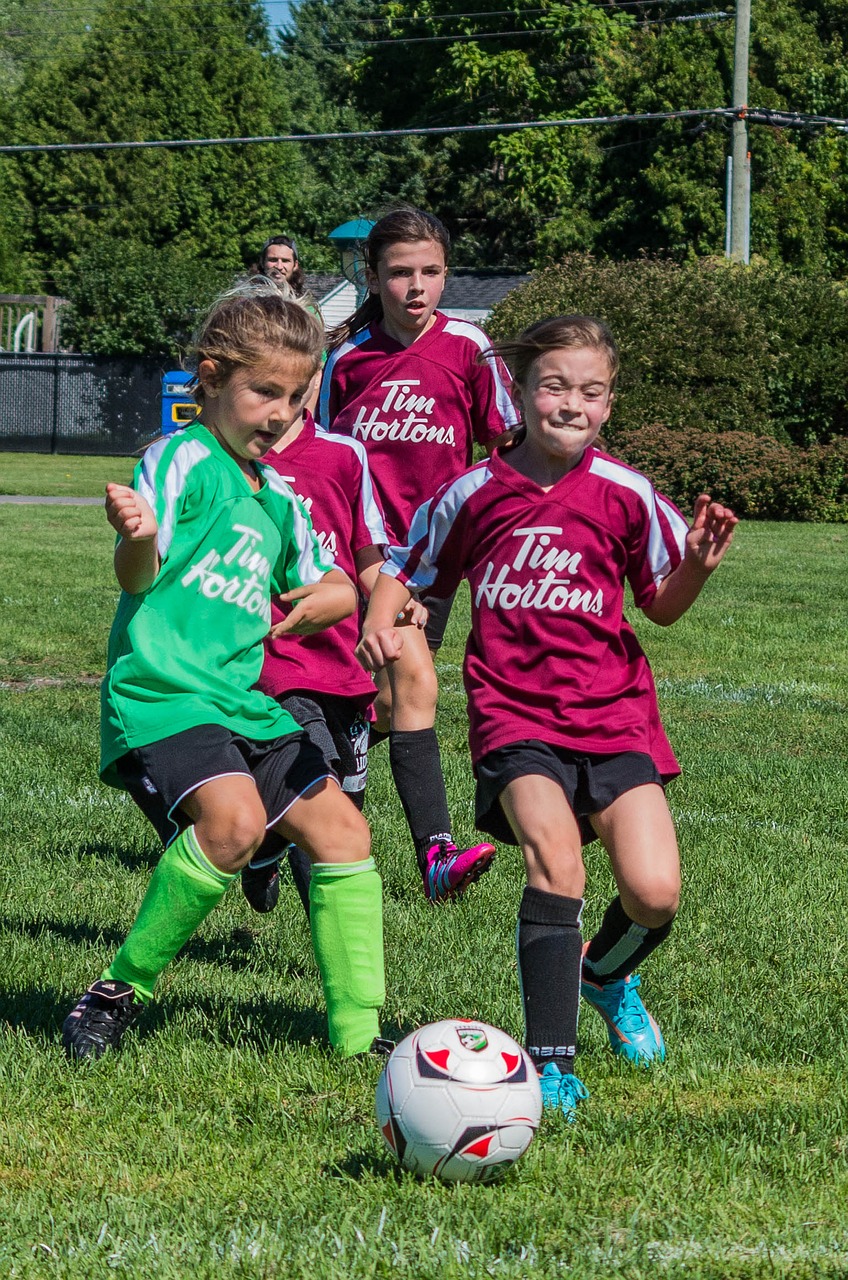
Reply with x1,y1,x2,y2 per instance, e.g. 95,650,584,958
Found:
642,494,738,627
270,568,357,637
356,572,415,672
106,482,160,595
357,550,428,628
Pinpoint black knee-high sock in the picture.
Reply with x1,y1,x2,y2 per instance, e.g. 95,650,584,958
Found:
582,895,674,984
388,729,452,873
287,786,366,919
517,887,584,1075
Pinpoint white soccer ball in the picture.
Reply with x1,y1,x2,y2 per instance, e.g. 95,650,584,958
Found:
375,1019,542,1183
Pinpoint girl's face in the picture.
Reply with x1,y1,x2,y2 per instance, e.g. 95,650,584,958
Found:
367,239,447,346
199,351,316,471
513,346,614,472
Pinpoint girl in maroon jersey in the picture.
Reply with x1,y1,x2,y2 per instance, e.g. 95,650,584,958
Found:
319,207,519,904
356,315,737,1116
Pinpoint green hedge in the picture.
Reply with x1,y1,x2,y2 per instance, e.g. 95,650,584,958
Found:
488,256,848,448
610,425,848,522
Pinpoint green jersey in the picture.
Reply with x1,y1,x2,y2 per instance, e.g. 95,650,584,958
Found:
101,423,334,786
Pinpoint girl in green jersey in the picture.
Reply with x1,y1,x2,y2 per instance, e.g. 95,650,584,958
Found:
62,290,388,1062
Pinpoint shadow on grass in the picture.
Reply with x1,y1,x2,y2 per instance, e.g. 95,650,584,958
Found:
70,839,160,873
0,984,327,1054
0,912,309,973
329,1150,402,1181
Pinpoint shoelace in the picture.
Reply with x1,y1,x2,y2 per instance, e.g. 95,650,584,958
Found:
619,978,650,1031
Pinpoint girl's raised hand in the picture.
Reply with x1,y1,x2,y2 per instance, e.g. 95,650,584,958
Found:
685,493,738,574
105,483,158,541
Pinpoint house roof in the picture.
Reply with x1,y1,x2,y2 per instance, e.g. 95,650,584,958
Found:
440,272,531,309
303,271,530,312
303,273,346,298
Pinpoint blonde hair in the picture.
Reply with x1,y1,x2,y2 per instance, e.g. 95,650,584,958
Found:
190,279,323,405
487,315,619,392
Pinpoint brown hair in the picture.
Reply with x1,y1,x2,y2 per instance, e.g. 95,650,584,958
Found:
487,315,619,392
326,206,450,350
190,281,323,407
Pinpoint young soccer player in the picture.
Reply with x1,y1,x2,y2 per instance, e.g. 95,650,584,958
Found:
62,289,387,1062
241,396,423,915
319,206,519,902
357,315,738,1116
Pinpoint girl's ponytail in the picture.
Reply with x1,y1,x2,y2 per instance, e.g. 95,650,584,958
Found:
326,293,383,351
326,206,450,351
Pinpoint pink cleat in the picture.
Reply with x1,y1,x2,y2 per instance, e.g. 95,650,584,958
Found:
423,840,496,904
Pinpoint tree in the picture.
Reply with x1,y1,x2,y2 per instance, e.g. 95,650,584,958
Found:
283,0,848,274
8,0,312,290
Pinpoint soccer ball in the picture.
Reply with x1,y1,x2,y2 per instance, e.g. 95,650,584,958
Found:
375,1019,542,1183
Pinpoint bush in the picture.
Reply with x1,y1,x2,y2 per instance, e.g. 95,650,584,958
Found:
489,256,848,448
59,238,232,358
611,424,848,522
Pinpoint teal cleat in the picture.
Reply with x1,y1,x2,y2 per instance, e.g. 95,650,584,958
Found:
537,1063,589,1120
581,972,666,1065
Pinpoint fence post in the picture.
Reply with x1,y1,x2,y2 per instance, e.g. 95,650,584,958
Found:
50,355,61,454
42,297,57,353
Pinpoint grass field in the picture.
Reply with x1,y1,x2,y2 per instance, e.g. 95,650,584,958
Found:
0,453,134,497
1,500,847,1279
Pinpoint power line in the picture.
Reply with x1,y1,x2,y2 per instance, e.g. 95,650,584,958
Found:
0,108,736,154
1,105,841,157
2,10,731,54
0,0,732,40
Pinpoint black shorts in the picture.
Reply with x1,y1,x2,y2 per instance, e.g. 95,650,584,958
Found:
421,589,457,652
475,740,663,847
278,691,369,801
115,724,332,846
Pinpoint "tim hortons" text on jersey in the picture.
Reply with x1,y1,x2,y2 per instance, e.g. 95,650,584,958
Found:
350,380,456,446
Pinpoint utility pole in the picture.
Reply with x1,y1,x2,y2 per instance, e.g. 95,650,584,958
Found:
729,0,752,262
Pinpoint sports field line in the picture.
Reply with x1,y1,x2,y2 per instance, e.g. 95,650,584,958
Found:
657,676,844,712
14,1224,846,1274
0,495,102,505
0,676,101,690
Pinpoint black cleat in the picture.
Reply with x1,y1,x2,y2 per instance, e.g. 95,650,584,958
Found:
241,860,280,913
62,979,142,1061
350,1036,395,1061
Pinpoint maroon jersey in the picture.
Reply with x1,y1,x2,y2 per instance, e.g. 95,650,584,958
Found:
318,311,518,540
259,413,389,706
384,445,691,774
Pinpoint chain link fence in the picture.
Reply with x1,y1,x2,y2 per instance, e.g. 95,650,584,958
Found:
0,353,165,455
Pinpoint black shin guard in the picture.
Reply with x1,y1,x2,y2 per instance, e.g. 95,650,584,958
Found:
517,887,584,1075
582,895,674,984
388,729,452,873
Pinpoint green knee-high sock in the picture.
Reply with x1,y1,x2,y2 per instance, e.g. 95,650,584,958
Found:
104,825,236,1002
309,858,385,1056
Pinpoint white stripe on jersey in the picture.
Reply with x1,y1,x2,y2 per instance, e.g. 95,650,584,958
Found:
137,435,211,562
315,426,392,546
588,454,689,584
261,467,336,582
387,461,494,591
443,317,519,432
318,328,373,427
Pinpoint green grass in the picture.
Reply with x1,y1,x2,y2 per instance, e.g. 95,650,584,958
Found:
1,512,847,1278
0,453,134,497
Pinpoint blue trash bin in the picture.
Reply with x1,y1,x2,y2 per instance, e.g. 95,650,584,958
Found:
161,371,196,434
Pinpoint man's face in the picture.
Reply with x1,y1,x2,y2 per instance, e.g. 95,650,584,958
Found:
262,244,297,281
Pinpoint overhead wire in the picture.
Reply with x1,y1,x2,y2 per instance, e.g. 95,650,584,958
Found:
2,104,843,157
0,0,732,42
